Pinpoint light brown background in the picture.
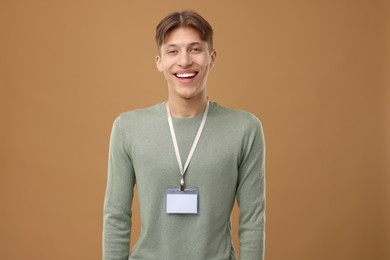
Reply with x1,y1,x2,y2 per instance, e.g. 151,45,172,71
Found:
1,0,389,259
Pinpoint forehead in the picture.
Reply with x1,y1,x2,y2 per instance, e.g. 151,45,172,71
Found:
163,26,205,46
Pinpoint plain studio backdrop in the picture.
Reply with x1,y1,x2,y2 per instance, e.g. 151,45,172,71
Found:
1,0,389,259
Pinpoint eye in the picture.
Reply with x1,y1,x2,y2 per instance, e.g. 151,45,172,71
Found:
167,49,178,55
190,47,202,53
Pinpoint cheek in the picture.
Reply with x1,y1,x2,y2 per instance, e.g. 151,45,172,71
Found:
199,61,211,72
161,60,175,71
200,56,212,68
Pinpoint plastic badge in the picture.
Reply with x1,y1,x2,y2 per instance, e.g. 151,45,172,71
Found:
166,188,199,214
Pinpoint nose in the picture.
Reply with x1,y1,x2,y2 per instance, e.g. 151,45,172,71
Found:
177,52,192,67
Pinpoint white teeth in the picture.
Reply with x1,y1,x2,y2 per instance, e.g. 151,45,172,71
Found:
176,72,196,78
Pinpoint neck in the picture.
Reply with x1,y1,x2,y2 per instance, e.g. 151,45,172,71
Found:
167,95,208,118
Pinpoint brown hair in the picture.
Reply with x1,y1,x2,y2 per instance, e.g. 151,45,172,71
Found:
155,10,214,52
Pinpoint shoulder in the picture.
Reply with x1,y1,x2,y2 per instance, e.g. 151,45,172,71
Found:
113,102,165,129
119,103,163,121
210,101,263,130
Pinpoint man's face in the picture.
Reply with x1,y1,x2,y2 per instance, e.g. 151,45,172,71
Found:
156,26,216,101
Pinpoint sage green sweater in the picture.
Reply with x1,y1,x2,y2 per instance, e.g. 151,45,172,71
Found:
103,101,265,260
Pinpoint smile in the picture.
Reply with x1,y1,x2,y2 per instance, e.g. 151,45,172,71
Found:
175,72,197,78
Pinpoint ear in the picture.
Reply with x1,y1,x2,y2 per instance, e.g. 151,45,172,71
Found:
155,55,163,72
210,50,217,68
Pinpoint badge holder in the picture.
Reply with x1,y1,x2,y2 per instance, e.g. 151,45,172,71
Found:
166,188,199,214
165,101,209,215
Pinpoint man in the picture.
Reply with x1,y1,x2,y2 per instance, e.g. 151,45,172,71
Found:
103,10,266,260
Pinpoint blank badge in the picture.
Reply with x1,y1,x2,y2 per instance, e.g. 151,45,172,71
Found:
166,188,199,214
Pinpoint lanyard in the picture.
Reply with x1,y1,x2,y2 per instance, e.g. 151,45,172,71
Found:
166,100,210,191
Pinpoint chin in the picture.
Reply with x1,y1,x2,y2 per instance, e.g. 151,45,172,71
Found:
171,87,199,98
177,93,198,100
179,89,205,99
168,81,206,99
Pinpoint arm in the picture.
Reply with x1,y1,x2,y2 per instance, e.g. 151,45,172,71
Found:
103,116,135,260
237,116,266,260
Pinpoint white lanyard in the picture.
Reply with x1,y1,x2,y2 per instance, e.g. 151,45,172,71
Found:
166,100,210,191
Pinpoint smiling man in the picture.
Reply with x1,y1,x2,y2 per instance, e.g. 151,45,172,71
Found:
103,10,266,260
156,25,215,118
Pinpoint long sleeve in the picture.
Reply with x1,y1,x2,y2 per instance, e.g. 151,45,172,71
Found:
103,116,135,260
237,116,266,260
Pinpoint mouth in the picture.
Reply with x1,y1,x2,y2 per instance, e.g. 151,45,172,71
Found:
174,72,198,79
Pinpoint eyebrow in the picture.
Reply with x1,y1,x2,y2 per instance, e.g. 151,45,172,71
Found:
164,42,203,49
